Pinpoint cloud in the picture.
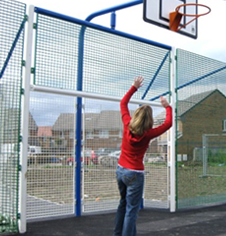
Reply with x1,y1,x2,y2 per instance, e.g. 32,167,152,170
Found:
29,92,76,126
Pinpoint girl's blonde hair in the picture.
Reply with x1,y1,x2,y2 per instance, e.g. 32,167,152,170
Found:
129,105,153,136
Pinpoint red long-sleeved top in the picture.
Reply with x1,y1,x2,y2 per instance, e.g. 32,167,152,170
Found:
118,85,172,170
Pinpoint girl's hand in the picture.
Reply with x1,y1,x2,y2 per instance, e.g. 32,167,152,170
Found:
160,96,169,108
133,76,144,89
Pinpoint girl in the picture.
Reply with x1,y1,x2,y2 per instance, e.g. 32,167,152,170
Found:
113,76,172,236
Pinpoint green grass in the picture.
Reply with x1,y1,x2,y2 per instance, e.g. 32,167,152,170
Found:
177,164,226,200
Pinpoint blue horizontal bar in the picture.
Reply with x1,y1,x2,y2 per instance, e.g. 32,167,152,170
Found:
34,7,172,50
150,91,170,101
85,0,143,22
177,65,226,91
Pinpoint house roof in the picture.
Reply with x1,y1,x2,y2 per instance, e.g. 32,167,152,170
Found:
52,113,75,131
177,90,223,117
95,110,123,130
155,89,225,120
28,113,38,130
52,111,124,131
52,89,225,131
2,108,37,130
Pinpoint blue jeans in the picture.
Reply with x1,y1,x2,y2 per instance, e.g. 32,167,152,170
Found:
113,166,144,236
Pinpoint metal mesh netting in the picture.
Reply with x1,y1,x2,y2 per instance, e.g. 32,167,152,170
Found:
27,12,171,216
34,13,170,101
27,96,169,216
26,92,76,219
27,96,170,216
176,49,226,209
81,99,169,212
0,0,26,233
33,14,80,90
82,28,170,100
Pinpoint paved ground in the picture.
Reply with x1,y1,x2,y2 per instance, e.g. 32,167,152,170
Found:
16,204,226,236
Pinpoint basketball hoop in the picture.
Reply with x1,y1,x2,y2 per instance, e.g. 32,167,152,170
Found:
169,3,211,32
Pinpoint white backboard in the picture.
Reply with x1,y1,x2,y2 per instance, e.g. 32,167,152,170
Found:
143,0,198,39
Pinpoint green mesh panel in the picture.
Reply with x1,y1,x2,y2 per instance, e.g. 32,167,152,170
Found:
0,0,26,233
28,12,171,216
34,14,171,102
176,49,226,209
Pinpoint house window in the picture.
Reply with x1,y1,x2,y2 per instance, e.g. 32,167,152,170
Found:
60,131,64,138
223,119,226,132
99,130,109,139
69,130,74,139
86,131,93,139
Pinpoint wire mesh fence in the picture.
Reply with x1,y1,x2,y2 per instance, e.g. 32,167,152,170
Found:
28,9,171,217
81,99,170,213
0,0,26,233
1,0,226,233
26,92,76,220
176,49,226,209
34,13,171,101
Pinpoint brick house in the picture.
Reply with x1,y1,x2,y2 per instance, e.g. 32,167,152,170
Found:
37,126,53,148
148,89,226,161
52,89,226,158
52,111,124,154
52,109,169,155
51,113,75,153
176,89,226,160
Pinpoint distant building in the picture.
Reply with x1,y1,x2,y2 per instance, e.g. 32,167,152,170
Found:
37,126,53,148
52,111,124,153
1,108,38,145
176,89,226,160
51,89,226,159
52,109,167,155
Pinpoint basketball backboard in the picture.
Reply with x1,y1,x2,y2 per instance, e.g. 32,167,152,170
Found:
143,0,198,39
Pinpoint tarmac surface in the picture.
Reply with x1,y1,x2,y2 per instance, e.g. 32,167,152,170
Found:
15,204,226,236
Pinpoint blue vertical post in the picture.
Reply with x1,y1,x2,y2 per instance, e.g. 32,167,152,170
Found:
75,25,86,216
75,97,82,216
141,51,170,100
75,0,144,216
111,12,116,30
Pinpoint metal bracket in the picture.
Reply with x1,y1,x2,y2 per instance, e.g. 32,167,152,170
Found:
31,67,35,74
33,23,37,29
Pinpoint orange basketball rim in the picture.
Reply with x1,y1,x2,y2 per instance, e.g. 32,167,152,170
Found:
169,3,211,32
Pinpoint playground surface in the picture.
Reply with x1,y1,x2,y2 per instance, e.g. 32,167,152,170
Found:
15,203,226,236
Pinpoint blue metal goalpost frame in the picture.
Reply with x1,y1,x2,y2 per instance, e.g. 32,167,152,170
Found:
78,0,172,217
34,1,173,217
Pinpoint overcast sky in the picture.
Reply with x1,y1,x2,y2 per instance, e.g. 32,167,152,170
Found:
21,0,226,62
